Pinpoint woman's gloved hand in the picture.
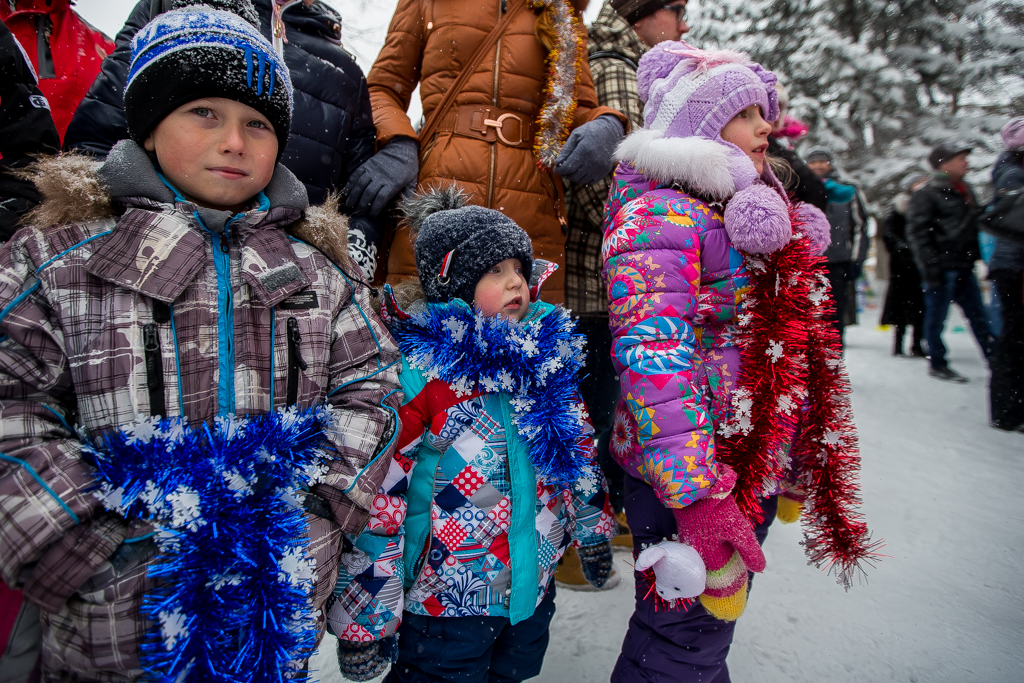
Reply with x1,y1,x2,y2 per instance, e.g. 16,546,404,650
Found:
671,465,766,622
336,634,399,682
553,115,625,185
344,136,419,217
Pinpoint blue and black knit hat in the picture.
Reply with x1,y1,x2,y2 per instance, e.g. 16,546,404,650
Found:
124,0,293,155
401,184,534,305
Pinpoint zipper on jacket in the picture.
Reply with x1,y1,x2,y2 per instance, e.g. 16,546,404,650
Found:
286,317,307,407
35,14,55,79
143,323,166,418
211,227,236,417
487,0,504,208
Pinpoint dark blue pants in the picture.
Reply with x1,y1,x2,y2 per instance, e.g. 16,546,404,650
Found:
385,585,557,683
576,314,624,512
923,268,994,370
611,475,777,683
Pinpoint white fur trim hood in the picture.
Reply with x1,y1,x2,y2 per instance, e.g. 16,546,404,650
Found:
614,129,742,201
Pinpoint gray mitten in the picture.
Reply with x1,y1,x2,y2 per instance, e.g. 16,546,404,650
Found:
336,635,398,682
553,115,624,185
344,136,419,217
578,541,614,589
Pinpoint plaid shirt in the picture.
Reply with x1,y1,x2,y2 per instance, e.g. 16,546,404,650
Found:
0,157,401,679
565,2,648,314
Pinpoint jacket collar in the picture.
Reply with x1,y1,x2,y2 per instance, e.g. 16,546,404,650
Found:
85,141,311,305
588,2,648,65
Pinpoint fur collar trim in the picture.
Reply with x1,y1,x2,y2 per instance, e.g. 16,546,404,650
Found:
19,153,353,272
615,129,738,201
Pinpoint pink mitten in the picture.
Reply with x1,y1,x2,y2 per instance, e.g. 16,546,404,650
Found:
672,465,765,621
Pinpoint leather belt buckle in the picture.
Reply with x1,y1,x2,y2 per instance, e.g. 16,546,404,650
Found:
485,112,525,147
469,109,498,142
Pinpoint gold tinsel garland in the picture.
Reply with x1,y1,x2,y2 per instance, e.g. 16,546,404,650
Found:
532,0,586,169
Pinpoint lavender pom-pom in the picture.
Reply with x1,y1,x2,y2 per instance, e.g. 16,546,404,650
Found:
794,202,831,255
724,183,792,255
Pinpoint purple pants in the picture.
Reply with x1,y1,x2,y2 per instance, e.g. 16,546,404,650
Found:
611,474,777,683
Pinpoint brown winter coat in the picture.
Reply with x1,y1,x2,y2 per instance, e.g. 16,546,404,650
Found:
368,0,628,303
0,144,401,680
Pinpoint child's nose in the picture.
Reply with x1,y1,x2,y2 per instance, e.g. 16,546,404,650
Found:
220,123,248,155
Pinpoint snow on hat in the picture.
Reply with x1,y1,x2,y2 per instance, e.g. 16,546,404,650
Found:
403,185,534,306
614,41,799,255
1001,117,1024,151
124,1,293,156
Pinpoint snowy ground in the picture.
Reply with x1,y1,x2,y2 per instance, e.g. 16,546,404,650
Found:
309,305,1024,683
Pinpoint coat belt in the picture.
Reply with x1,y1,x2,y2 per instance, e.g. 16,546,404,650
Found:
436,105,536,149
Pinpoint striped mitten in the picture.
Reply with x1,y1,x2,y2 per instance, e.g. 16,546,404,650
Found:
672,465,765,621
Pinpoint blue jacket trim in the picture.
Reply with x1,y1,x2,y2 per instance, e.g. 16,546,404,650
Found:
0,451,79,524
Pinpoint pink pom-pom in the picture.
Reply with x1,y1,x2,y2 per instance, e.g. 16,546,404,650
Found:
794,202,831,255
724,183,793,255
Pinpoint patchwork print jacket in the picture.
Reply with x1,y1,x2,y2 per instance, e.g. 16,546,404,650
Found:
0,146,401,679
327,299,614,642
602,163,751,510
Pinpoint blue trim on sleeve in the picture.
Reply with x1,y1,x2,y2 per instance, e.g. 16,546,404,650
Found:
0,451,80,525
341,388,401,496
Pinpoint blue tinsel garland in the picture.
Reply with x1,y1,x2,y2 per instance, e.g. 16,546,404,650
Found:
390,301,592,488
83,407,335,682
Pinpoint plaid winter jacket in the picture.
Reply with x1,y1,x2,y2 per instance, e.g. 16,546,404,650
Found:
326,295,614,642
0,142,401,680
564,1,648,315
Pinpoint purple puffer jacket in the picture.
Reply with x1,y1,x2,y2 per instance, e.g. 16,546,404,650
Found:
602,163,751,509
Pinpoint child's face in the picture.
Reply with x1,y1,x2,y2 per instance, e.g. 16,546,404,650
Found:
144,97,278,213
473,258,531,321
720,105,773,174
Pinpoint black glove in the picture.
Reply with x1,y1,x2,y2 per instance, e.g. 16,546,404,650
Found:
553,115,624,185
344,136,419,217
336,634,399,682
577,541,614,589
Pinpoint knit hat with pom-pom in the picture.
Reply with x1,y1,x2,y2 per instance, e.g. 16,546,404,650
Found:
401,184,534,306
614,41,806,255
124,0,292,156
637,41,778,141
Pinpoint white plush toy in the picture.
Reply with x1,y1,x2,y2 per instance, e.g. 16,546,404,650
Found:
634,540,706,600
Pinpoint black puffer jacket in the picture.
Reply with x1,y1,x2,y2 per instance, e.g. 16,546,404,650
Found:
906,173,981,285
0,20,60,241
63,0,381,273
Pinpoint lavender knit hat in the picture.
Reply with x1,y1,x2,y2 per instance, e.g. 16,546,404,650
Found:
638,41,779,141
614,41,831,255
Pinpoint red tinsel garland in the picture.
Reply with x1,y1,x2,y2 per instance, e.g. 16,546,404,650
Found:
717,206,881,589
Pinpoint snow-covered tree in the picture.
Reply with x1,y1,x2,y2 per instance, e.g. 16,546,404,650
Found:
690,0,1024,211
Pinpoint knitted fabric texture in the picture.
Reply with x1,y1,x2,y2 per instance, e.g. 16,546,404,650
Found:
405,186,534,305
670,465,765,622
125,5,293,154
636,41,778,141
170,0,260,26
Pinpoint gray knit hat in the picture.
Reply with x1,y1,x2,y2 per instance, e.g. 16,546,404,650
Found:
402,185,534,305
